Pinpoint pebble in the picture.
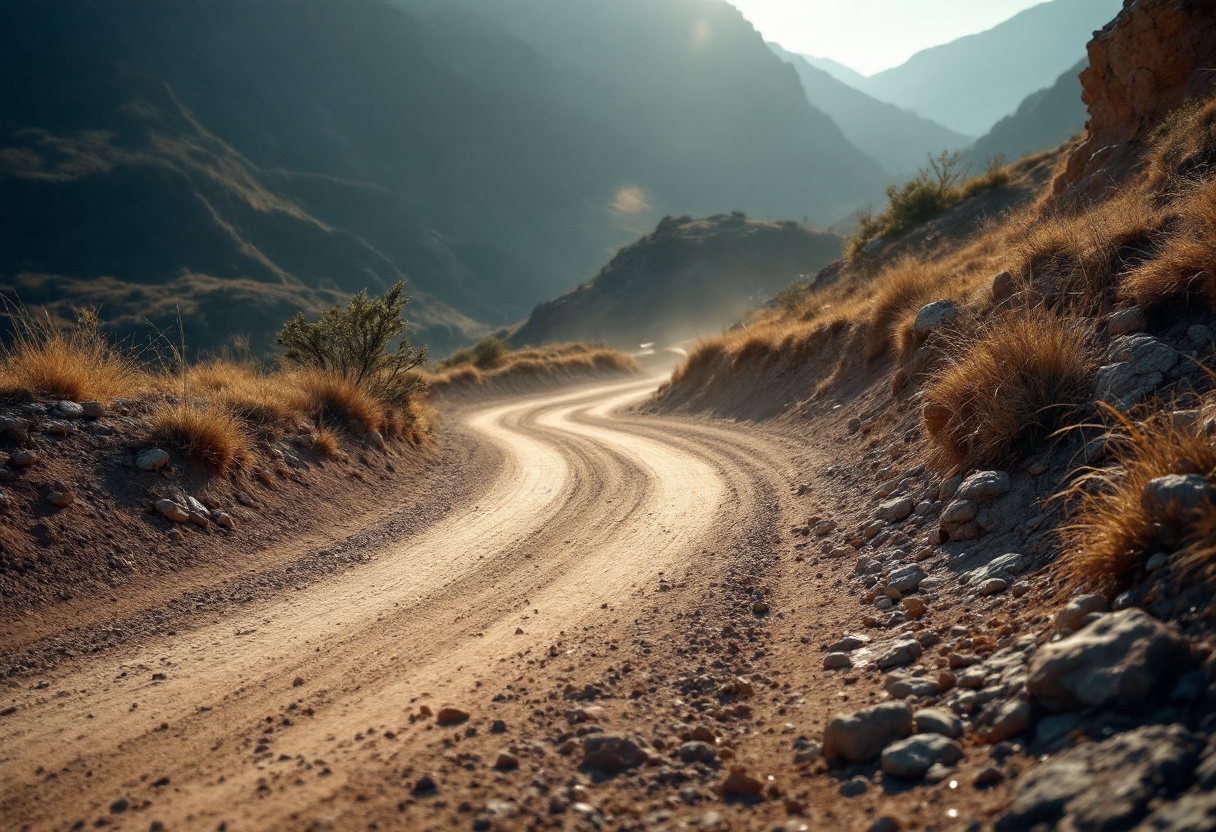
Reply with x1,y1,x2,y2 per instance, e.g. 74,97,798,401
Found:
680,741,717,764
9,450,39,468
914,707,963,739
583,734,645,773
45,420,70,436
831,634,870,652
155,499,190,523
412,774,437,794
839,776,869,797
902,597,927,618
137,448,170,471
888,564,927,593
1011,581,1031,598
752,600,770,614
436,707,470,724
718,767,763,797
491,720,507,734
875,638,924,670
167,529,185,543
1055,594,1109,631
46,490,74,508
212,511,235,529
980,578,1008,596
81,401,104,418
974,765,1005,786
823,652,853,670
881,735,963,779
56,401,85,419
823,701,912,762
494,752,519,770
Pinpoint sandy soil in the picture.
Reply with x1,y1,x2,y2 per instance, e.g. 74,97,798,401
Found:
0,378,1003,831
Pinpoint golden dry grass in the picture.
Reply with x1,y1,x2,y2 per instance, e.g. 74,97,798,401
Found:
1060,405,1216,593
1122,178,1216,312
922,311,1098,470
297,370,385,433
426,341,638,389
0,307,140,401
865,258,954,361
313,427,341,458
185,361,312,432
146,401,249,474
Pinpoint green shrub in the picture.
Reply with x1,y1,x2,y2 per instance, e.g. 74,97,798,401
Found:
276,281,427,406
472,337,508,369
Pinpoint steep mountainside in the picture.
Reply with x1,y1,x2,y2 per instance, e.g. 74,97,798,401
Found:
850,0,1122,135
511,214,843,350
770,43,968,177
964,61,1087,168
2,0,882,355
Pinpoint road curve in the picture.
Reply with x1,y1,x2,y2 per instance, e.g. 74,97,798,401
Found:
0,377,806,831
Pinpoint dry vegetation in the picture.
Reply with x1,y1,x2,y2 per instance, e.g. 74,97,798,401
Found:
0,307,140,402
425,339,639,391
667,95,1216,591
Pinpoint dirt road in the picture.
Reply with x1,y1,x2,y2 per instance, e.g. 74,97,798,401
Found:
1,378,879,832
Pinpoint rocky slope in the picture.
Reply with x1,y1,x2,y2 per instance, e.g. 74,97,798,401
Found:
511,214,843,350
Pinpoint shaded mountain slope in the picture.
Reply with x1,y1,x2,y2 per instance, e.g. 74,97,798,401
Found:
964,60,1087,168
851,0,1122,135
770,43,968,177
511,214,843,350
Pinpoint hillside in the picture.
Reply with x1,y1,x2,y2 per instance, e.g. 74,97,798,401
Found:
1,0,884,356
511,214,843,350
770,44,968,177
964,60,1088,168
849,0,1122,135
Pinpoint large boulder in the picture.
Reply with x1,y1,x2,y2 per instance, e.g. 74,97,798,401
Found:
823,702,912,763
1028,609,1190,711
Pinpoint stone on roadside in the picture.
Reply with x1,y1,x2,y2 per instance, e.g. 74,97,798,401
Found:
137,448,170,471
823,701,912,763
881,735,964,780
436,706,470,724
980,578,1008,596
583,734,645,773
888,564,927,594
1029,608,1191,711
915,708,962,738
823,652,853,670
875,638,923,670
876,496,914,523
155,499,190,523
55,400,85,419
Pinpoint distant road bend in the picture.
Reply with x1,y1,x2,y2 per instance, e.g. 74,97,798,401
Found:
0,377,808,830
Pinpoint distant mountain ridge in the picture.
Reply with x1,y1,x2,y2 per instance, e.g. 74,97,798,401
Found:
769,43,968,177
1,0,886,355
964,60,1088,169
810,0,1122,136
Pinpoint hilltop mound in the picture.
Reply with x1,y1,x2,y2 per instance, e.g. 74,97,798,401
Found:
511,214,843,350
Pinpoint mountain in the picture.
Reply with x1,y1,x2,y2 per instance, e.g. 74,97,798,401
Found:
511,214,843,350
769,44,968,177
964,61,1088,168
1,0,883,356
798,54,870,90
846,0,1122,136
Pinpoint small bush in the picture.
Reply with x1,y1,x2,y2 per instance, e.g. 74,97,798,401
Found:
277,281,427,408
1061,407,1216,593
923,311,1098,470
297,370,384,433
313,427,341,458
472,337,508,369
0,306,138,401
147,402,248,473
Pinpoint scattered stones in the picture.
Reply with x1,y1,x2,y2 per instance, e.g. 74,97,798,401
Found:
1109,306,1148,335
583,734,645,773
881,734,964,780
1029,608,1191,711
830,634,869,652
996,724,1202,832
1055,594,1110,631
876,496,914,523
823,652,853,670
436,707,470,725
411,774,437,794
958,470,1011,502
823,701,913,763
155,500,190,523
888,564,927,593
913,300,960,337
46,489,75,508
915,708,963,739
875,638,924,670
979,578,1008,596
1141,474,1216,525
137,448,170,471
839,776,869,798
9,450,39,468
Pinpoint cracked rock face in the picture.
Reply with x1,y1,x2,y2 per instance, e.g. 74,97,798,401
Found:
1054,0,1216,202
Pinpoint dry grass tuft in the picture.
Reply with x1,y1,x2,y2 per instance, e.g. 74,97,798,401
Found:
1144,96,1216,194
1122,179,1216,312
427,341,638,389
312,427,341,458
923,311,1098,470
147,402,248,474
0,307,140,401
297,370,385,433
865,257,953,361
186,361,311,432
1060,406,1216,593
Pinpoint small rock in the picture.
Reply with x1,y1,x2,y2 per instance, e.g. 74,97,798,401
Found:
137,448,170,471
155,500,190,523
875,638,924,670
412,774,437,794
1188,324,1215,346
838,776,869,797
979,699,1032,743
1055,594,1110,631
991,270,1016,302
494,752,519,770
1029,608,1191,711
55,400,85,419
914,708,963,739
81,401,104,418
582,734,645,773
1141,474,1216,525
876,496,914,523
823,652,853,670
491,719,507,734
211,511,234,529
974,765,1005,787
980,578,1008,596
44,420,70,437
9,450,39,468
718,767,763,797
881,735,964,780
679,741,717,765
167,528,185,542
752,600,769,615
1109,307,1148,335
1011,581,1031,598
901,597,927,618
109,797,129,814
913,300,961,337
436,707,470,724
957,471,1011,502
888,564,927,593
873,596,894,611
46,490,74,508
1146,551,1169,571
831,634,869,652
823,701,912,763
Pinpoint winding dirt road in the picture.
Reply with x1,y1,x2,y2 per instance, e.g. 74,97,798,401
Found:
1,378,875,832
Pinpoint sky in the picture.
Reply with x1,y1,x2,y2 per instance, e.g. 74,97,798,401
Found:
724,0,1050,76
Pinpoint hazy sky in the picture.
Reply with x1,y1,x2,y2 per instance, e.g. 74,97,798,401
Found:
725,0,1050,75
